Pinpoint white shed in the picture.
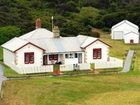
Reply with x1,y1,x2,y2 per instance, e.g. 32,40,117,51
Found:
111,20,139,40
124,32,139,44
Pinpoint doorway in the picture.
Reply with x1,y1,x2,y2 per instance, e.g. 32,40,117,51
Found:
130,39,134,44
43,55,48,65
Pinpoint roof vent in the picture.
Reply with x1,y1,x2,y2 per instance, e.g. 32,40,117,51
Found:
53,26,60,38
35,18,41,29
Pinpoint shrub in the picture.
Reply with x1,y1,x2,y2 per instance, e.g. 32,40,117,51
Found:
88,31,100,38
102,27,110,32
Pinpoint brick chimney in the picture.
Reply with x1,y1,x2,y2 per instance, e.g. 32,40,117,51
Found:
35,18,41,29
53,26,60,38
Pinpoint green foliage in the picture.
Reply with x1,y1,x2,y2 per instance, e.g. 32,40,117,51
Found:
0,26,21,44
0,0,139,37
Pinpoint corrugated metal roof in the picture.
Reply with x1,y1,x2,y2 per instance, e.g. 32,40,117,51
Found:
19,28,53,40
30,37,82,53
1,37,28,52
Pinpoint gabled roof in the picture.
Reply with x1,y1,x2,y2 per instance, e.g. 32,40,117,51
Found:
1,37,45,52
124,31,140,36
19,28,53,40
77,35,88,44
1,37,28,52
80,37,97,48
112,20,139,30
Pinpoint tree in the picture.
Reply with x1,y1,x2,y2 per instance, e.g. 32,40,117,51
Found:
0,26,21,44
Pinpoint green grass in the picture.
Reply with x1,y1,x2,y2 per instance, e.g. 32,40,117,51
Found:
1,74,140,105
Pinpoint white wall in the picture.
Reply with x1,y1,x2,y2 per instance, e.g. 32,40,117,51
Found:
16,44,43,66
64,58,78,64
111,23,139,39
124,33,139,44
3,49,15,67
85,41,109,63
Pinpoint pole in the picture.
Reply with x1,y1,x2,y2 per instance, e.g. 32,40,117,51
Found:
51,16,54,31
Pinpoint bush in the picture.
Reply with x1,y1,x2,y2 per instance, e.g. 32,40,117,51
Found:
88,31,100,38
102,27,110,32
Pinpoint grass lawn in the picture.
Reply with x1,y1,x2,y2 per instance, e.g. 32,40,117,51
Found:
1,74,140,105
1,30,140,105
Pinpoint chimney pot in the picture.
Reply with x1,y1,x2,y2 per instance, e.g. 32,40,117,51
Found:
53,26,60,38
35,18,41,29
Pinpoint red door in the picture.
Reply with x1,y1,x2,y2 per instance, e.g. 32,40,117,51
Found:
130,39,134,44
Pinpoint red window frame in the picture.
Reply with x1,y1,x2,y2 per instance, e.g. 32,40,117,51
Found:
93,48,102,59
49,54,58,60
24,52,34,64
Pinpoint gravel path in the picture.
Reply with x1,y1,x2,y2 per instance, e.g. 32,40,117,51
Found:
122,50,134,72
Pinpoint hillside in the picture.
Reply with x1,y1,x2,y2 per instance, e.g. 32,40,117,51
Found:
0,0,140,44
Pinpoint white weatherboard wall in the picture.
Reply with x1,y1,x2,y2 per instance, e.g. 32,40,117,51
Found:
16,44,43,66
124,32,139,44
3,49,15,67
85,41,109,63
111,22,138,40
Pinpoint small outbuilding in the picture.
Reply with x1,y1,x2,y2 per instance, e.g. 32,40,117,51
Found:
111,20,139,44
124,31,139,44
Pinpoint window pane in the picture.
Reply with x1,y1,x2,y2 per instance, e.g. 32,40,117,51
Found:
24,53,29,64
65,54,68,58
49,55,53,60
49,54,58,60
70,54,73,58
93,49,101,59
30,53,34,64
75,53,77,58
53,54,58,60
24,52,34,64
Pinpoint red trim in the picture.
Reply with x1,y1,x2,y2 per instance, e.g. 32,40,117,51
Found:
93,48,102,59
14,42,45,53
24,52,34,64
81,39,112,49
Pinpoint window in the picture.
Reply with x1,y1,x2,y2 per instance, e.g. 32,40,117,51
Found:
75,53,78,58
93,48,101,59
65,53,74,58
49,54,58,60
65,54,68,58
24,52,34,64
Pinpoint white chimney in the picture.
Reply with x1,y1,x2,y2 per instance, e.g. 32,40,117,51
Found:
53,26,60,38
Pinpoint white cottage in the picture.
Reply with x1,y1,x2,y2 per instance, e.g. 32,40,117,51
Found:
111,20,139,44
1,19,123,74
